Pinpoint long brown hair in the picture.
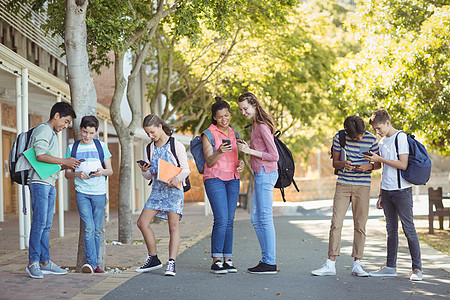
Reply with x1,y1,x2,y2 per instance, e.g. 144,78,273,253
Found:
238,92,275,133
142,114,173,136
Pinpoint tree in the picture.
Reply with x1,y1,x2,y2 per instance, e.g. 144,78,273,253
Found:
331,0,450,154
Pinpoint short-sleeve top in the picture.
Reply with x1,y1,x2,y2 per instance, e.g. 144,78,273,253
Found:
379,131,411,190
333,131,379,186
64,141,112,195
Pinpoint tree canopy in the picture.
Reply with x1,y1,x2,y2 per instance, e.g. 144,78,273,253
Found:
332,0,450,154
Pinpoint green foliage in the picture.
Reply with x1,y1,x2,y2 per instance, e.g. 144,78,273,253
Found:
332,1,450,154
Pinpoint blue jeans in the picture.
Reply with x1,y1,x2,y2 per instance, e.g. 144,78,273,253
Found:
252,167,278,265
29,183,56,262
382,188,422,271
204,178,240,258
76,192,107,268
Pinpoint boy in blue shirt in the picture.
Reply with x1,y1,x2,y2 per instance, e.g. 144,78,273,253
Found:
64,116,113,273
26,102,79,279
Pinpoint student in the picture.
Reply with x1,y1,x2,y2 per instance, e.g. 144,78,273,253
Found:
135,114,190,276
64,115,113,274
367,109,423,281
311,115,381,277
237,92,279,274
203,97,244,274
26,102,80,279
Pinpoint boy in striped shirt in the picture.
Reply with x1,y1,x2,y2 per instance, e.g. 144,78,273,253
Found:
311,115,381,277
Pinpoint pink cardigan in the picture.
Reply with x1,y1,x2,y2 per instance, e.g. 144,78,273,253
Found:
250,123,278,174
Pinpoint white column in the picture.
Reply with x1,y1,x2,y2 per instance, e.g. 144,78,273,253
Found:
103,118,110,222
56,96,64,237
16,76,25,249
21,68,31,249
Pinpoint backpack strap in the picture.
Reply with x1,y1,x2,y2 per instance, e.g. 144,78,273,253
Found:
203,129,215,153
338,129,346,149
145,142,153,186
93,139,105,169
394,131,402,189
70,140,80,158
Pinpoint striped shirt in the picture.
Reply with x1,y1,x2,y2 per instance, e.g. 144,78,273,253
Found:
333,131,380,186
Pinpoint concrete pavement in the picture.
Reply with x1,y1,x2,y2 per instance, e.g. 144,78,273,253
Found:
0,196,449,299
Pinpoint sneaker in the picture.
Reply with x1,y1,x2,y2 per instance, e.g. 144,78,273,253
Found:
94,266,105,274
39,260,67,275
410,269,423,281
164,260,176,276
369,266,397,277
311,259,336,276
351,261,369,277
211,260,228,274
136,254,163,272
82,263,94,273
26,262,44,279
247,261,277,275
224,260,237,273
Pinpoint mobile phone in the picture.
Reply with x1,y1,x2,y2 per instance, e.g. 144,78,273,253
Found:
136,160,148,167
222,139,231,146
78,159,85,162
89,171,96,177
362,152,372,156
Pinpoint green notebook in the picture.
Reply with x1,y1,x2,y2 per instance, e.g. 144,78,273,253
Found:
23,147,61,180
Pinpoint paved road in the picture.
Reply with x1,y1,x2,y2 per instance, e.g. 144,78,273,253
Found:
104,207,450,300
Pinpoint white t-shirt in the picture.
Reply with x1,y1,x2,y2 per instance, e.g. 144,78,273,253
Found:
379,131,411,190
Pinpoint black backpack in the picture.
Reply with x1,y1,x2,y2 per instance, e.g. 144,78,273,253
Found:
146,136,191,192
273,130,300,202
330,130,346,175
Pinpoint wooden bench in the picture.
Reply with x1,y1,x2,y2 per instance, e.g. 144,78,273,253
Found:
428,187,450,234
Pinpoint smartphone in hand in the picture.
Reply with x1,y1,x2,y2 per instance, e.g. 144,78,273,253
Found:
222,139,231,146
78,159,86,162
136,160,149,167
362,152,373,156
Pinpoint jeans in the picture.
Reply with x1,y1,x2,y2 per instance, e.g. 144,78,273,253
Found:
382,187,422,271
328,182,370,259
252,167,278,265
29,183,56,262
76,192,107,268
204,178,240,258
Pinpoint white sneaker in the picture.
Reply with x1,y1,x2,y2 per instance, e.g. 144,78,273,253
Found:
369,266,397,277
311,259,336,276
351,261,369,277
410,269,423,281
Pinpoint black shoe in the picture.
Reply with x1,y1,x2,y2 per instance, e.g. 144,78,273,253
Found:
224,260,237,273
135,254,163,272
247,261,277,275
211,260,227,274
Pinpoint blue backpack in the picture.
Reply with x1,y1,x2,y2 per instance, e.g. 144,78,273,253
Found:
394,132,431,187
190,129,239,174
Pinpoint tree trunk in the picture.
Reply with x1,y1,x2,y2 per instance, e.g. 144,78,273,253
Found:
65,0,105,271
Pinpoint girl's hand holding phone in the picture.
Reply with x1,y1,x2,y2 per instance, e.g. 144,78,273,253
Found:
237,140,250,154
136,160,151,171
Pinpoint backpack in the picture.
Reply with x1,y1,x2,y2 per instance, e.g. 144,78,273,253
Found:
8,123,55,215
273,130,300,202
330,130,346,175
70,139,106,180
394,131,431,187
147,136,191,192
190,128,240,174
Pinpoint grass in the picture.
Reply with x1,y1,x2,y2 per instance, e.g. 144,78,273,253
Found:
416,227,450,256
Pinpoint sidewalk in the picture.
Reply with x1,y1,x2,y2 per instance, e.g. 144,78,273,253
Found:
0,200,221,299
0,196,449,299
